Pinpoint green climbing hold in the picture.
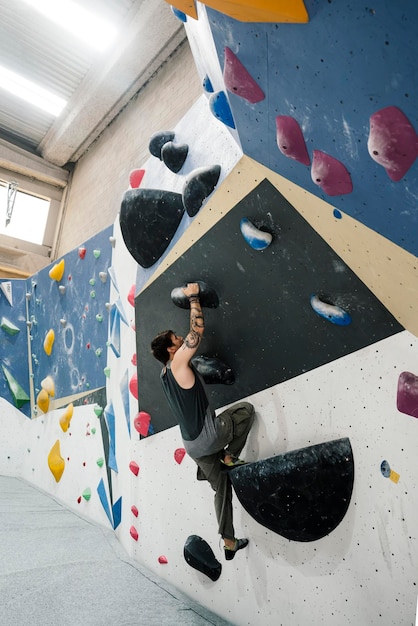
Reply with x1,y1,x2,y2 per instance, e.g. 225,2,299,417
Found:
91,427,96,435
90,290,96,298
1,317,20,336
104,367,111,377
94,405,103,417
96,314,103,323
93,249,101,259
82,488,91,501
95,348,102,357
96,457,104,467
89,278,95,286
1,365,30,408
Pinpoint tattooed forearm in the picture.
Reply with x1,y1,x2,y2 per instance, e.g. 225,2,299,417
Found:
183,329,201,349
188,296,205,337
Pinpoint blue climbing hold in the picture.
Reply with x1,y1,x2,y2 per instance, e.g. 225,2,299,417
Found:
171,6,187,21
209,91,235,129
310,294,352,326
240,218,272,250
203,75,214,93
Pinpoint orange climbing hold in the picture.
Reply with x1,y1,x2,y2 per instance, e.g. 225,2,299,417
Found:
48,440,65,482
49,259,65,281
60,403,74,432
43,329,55,356
167,0,308,22
37,388,50,414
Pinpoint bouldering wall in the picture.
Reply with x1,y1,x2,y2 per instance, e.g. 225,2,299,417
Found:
0,2,417,625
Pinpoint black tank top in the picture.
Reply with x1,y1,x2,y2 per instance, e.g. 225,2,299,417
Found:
160,363,209,441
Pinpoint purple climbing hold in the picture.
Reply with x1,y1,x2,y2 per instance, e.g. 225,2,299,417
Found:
275,115,310,166
223,47,265,104
209,91,235,129
396,371,418,418
367,106,418,181
311,150,353,196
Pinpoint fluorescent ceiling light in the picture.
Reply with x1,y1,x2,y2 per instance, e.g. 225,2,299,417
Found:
0,65,66,116
22,0,118,52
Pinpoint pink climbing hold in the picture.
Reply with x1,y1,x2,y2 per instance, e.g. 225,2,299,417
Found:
174,448,186,464
397,371,418,418
130,526,139,541
367,106,418,181
129,169,145,188
129,371,138,399
158,555,168,564
134,411,151,436
127,284,136,307
275,115,310,166
129,461,140,476
223,47,265,104
131,505,139,517
311,150,353,196
131,354,137,366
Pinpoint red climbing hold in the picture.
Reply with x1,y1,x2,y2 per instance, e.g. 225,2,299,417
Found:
129,461,140,476
134,411,151,436
174,448,186,464
129,371,138,399
131,505,139,517
129,169,145,188
78,247,86,259
77,496,82,504
130,526,139,541
158,555,168,564
127,284,136,307
131,354,137,366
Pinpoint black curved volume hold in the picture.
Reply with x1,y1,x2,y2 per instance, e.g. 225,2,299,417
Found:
184,535,222,581
192,355,235,385
149,130,175,159
182,164,221,217
229,438,354,542
161,141,189,173
171,281,219,309
120,188,184,268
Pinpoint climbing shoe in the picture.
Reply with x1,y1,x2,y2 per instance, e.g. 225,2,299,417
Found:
220,455,246,469
224,538,249,561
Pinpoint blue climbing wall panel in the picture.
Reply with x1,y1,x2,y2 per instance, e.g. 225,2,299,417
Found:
205,0,418,256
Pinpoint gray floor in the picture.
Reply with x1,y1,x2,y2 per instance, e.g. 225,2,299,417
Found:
0,476,231,626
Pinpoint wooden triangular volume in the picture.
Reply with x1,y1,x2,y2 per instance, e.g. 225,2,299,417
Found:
0,281,13,306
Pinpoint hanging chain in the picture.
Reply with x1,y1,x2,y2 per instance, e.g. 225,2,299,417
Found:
5,180,18,227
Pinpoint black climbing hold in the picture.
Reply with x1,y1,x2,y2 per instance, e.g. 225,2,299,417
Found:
192,355,235,385
161,141,189,173
182,165,221,217
171,281,219,309
183,535,222,581
120,188,184,268
229,438,354,542
149,131,175,160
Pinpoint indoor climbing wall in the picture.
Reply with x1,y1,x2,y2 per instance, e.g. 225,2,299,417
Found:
0,279,30,416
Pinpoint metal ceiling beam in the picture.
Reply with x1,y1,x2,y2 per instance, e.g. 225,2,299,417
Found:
39,0,186,167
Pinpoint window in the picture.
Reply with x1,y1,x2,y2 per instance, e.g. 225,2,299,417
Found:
0,184,50,246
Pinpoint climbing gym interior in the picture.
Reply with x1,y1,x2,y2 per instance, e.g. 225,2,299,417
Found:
0,1,417,624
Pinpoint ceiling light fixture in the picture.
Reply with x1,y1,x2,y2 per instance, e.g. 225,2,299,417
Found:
21,0,118,52
0,65,67,116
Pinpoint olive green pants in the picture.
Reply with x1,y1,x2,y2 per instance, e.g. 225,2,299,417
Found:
194,401,255,540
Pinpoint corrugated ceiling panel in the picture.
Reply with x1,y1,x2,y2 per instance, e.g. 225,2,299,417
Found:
0,0,136,150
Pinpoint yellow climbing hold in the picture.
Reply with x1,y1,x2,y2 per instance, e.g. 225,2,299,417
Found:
41,375,55,397
48,440,65,482
37,388,50,414
49,259,65,281
59,403,74,432
43,329,55,356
